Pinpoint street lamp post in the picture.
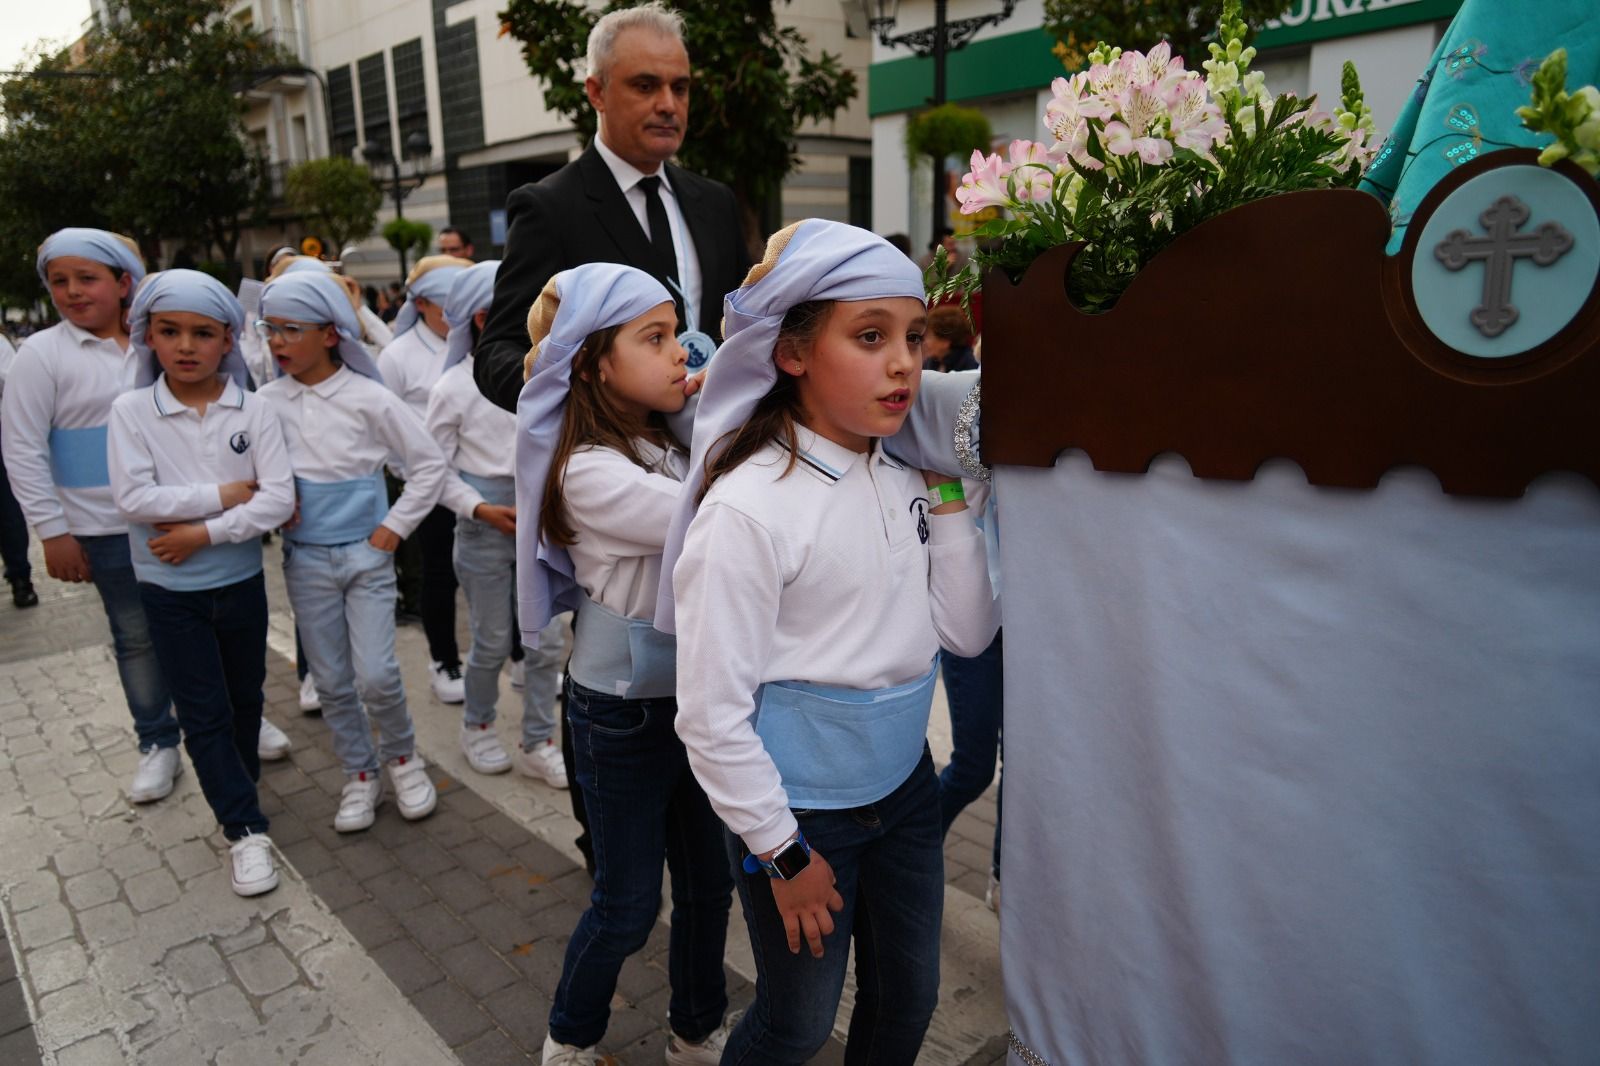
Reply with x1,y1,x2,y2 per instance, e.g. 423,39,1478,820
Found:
362,129,432,278
848,0,1018,242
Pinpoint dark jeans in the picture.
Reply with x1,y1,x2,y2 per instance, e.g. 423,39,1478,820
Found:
0,424,32,583
416,504,459,667
81,534,177,750
138,573,269,840
722,751,944,1066
937,628,1004,876
549,679,732,1048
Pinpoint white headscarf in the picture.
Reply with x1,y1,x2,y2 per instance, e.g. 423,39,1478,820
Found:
128,269,251,390
441,260,502,372
259,270,385,384
654,219,926,633
36,228,146,288
514,263,674,648
393,258,472,338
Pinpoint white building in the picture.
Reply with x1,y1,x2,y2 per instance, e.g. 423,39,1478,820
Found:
867,0,1467,252
227,0,874,284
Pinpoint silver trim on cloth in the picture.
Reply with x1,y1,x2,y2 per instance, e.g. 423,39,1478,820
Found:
1008,1028,1051,1065
955,378,990,481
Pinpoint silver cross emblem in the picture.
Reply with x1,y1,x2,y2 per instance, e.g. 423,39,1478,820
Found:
1434,195,1575,339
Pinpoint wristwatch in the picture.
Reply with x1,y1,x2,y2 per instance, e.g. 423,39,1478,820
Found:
742,830,812,880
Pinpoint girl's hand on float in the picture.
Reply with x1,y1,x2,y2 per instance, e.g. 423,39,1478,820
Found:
768,850,845,958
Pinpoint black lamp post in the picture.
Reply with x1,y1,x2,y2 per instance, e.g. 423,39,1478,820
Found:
849,0,1017,242
362,129,432,277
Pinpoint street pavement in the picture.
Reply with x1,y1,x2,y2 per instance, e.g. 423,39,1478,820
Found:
0,535,1007,1065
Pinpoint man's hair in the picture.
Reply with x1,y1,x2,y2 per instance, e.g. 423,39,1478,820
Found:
439,226,471,247
585,2,685,84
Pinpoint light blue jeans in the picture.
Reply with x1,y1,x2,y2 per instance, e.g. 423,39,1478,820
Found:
282,539,415,775
453,512,564,749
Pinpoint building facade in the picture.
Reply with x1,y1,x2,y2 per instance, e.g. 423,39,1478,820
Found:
867,0,1468,253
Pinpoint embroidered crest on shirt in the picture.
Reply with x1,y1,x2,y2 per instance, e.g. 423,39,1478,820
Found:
908,499,929,544
229,431,250,454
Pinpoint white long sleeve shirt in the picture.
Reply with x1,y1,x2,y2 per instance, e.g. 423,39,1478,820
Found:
0,321,141,539
257,365,445,538
108,376,295,573
378,321,448,422
425,357,515,518
565,439,687,621
673,428,999,854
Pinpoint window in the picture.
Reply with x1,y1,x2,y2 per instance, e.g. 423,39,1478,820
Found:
358,52,391,158
392,38,429,147
327,65,358,160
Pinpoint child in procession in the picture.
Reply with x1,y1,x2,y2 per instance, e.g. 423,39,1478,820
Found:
257,268,446,833
660,219,1000,1064
0,229,187,802
424,259,568,785
107,270,295,896
516,263,735,1066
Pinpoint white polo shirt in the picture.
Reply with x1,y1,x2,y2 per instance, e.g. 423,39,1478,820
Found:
108,375,296,586
257,364,445,539
672,427,999,854
0,320,141,539
378,320,449,422
425,356,515,518
563,438,687,621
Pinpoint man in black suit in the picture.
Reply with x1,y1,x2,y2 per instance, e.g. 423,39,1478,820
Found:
474,2,751,411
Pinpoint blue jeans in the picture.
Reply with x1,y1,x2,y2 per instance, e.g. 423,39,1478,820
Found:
282,539,415,775
549,679,732,1048
81,534,177,751
139,574,270,840
938,628,1004,875
453,514,561,747
722,750,944,1066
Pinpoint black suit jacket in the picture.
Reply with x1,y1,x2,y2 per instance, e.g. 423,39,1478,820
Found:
475,146,751,411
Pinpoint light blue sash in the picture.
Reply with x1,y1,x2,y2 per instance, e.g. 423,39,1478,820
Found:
460,471,515,509
129,523,261,591
287,473,387,545
48,426,111,489
755,659,939,809
568,592,677,699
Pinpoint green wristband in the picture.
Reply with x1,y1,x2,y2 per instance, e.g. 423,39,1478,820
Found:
927,480,965,506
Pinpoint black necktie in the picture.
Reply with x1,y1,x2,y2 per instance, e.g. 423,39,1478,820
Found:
637,175,685,328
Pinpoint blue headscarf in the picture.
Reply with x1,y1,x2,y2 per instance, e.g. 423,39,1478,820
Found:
259,270,385,384
128,269,251,390
36,228,146,288
441,260,502,372
393,258,472,338
654,219,926,633
514,263,674,648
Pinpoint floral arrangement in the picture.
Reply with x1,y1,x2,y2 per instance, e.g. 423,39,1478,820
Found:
934,0,1377,314
1518,48,1600,176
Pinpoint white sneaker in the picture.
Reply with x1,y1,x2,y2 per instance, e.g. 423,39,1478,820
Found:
129,746,183,803
541,1034,614,1065
229,833,279,897
385,755,437,821
298,674,321,713
512,739,568,788
665,1010,742,1066
429,661,465,704
460,723,512,775
335,771,383,832
508,659,526,690
257,718,292,761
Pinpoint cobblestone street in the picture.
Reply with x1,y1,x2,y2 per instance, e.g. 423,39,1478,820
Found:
0,537,1006,1064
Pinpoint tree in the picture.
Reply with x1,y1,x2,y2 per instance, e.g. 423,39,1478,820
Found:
1042,0,1285,70
286,158,384,253
0,0,289,286
497,0,857,247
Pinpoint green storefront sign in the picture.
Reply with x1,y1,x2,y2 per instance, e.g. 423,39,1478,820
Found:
868,0,1465,116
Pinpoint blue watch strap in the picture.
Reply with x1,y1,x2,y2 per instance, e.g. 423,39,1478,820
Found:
742,830,809,877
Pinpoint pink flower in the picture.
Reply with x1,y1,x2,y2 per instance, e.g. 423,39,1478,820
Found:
955,148,1013,213
1119,81,1165,135
1138,41,1187,93
1165,76,1227,152
1102,121,1172,164
1006,139,1055,201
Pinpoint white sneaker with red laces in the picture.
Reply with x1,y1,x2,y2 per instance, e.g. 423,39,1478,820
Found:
461,723,512,775
512,739,568,788
386,754,437,820
335,771,382,832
